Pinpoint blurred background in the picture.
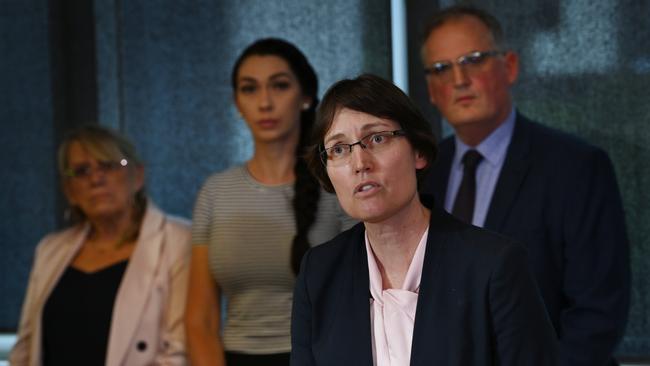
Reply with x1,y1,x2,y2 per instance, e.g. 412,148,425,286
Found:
1,0,648,362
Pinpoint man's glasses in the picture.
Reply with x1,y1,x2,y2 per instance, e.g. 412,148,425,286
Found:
320,130,405,167
424,50,503,83
65,159,128,179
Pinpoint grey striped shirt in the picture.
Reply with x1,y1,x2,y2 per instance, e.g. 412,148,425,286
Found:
192,165,355,354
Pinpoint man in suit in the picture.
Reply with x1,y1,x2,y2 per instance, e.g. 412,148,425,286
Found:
420,5,630,366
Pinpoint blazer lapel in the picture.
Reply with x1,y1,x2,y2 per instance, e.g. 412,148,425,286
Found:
483,113,532,232
32,226,88,365
106,204,165,366
349,227,375,366
37,226,89,304
409,202,450,366
426,138,455,205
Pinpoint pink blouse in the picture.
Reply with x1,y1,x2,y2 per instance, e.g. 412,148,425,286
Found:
366,228,429,366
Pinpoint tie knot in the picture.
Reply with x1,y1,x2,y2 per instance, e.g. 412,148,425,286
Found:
462,150,483,170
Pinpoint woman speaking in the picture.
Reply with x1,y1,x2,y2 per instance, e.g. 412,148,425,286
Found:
291,74,558,366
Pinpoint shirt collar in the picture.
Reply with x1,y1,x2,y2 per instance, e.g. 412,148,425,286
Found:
452,108,516,168
365,227,429,304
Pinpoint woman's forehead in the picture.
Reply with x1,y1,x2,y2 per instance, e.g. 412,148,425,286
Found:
325,108,398,140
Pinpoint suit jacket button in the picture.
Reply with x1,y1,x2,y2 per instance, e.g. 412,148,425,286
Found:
137,341,147,351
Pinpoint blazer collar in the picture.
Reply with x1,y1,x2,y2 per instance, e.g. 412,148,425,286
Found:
30,225,88,366
38,226,89,301
410,196,463,365
483,112,532,231
346,223,375,366
352,196,456,366
428,138,454,205
106,202,167,366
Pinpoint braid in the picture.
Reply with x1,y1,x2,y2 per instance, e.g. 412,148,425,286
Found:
291,107,321,275
230,38,320,275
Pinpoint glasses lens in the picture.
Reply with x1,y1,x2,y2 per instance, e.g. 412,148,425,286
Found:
67,159,127,178
323,145,350,166
322,131,403,167
463,52,487,66
362,132,388,150
431,62,451,76
69,165,91,178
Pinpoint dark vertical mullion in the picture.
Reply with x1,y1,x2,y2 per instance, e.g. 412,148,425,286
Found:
406,0,442,140
48,0,99,228
114,0,126,133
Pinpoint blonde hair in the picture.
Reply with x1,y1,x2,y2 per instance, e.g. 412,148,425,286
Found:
58,125,147,243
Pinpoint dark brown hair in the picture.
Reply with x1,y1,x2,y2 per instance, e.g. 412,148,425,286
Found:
307,74,437,193
231,38,320,275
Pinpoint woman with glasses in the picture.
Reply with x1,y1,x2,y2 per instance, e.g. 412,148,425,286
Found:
185,38,353,366
10,125,191,365
291,74,558,365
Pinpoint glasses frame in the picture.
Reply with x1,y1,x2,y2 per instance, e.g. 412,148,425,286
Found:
65,159,129,179
320,130,406,166
424,50,504,80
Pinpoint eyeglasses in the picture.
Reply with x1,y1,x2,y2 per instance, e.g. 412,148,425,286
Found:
424,50,503,83
320,130,406,166
65,159,128,179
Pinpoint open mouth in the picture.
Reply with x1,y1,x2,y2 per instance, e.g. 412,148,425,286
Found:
355,182,379,194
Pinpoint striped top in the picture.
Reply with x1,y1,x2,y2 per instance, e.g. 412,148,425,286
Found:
192,165,355,354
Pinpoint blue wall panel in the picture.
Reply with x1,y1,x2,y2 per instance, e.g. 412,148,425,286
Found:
95,0,392,219
0,0,58,329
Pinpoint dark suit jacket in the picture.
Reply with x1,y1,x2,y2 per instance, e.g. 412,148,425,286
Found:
291,198,558,366
423,113,630,366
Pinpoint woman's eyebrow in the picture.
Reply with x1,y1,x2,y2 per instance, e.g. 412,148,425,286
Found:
324,121,392,145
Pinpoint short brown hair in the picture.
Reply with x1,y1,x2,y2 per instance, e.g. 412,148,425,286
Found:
307,74,437,193
421,5,506,51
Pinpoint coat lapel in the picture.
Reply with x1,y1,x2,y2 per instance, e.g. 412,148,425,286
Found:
106,204,165,366
349,226,375,366
483,114,532,232
32,226,88,366
409,201,450,366
425,138,455,205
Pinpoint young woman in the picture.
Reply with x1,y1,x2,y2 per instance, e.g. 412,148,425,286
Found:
185,38,353,366
292,74,558,365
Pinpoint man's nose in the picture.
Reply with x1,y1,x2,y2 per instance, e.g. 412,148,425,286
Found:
452,63,470,87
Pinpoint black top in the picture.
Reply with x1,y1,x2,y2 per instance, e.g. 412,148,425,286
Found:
42,260,128,366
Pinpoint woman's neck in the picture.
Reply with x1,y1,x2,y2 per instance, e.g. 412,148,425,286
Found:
248,139,298,185
87,208,134,249
365,197,430,289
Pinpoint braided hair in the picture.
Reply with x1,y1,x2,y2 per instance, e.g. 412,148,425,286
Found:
231,38,320,275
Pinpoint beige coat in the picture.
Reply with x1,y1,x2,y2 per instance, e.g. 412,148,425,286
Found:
9,203,191,366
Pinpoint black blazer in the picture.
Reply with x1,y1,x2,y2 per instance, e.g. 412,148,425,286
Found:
424,113,630,366
291,199,558,366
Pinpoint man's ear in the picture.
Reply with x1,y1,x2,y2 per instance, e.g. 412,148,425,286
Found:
503,51,519,86
426,77,439,106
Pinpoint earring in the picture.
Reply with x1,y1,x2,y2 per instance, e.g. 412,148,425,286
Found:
302,102,310,111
